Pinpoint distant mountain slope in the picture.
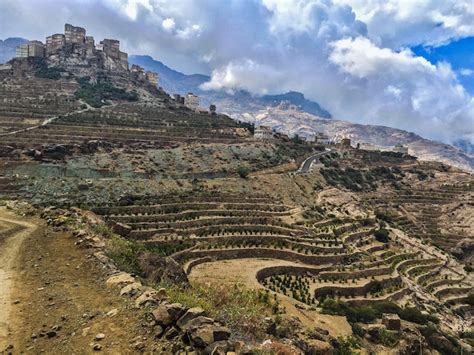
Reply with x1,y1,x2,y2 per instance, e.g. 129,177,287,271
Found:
233,104,474,172
129,55,332,118
0,37,27,63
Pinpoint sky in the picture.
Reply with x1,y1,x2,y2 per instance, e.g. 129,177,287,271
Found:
0,0,473,147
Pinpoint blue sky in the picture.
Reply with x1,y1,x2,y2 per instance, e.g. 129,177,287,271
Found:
412,37,474,94
0,0,473,147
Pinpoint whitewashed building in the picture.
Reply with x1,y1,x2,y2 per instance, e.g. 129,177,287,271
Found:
315,132,331,145
359,142,379,151
254,126,274,140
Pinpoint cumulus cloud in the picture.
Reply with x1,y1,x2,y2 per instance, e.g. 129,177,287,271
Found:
334,0,474,47
0,0,472,146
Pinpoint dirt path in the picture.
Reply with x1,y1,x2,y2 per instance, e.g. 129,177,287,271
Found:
0,208,38,350
0,209,161,354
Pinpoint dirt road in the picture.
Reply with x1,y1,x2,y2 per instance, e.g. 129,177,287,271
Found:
0,208,162,354
0,208,38,350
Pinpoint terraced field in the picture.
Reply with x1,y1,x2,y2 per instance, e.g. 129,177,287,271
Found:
93,191,473,330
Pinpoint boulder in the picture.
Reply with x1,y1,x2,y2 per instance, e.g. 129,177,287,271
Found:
152,303,185,326
109,222,132,237
106,272,135,287
203,340,234,355
367,324,386,341
135,289,161,308
138,252,188,284
119,282,142,297
188,324,231,348
177,307,206,330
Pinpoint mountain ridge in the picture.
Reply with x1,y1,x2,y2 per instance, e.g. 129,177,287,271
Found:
129,54,332,118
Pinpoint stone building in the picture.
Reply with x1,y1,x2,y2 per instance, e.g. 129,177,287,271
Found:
382,313,401,331
65,23,86,44
16,41,45,58
146,71,159,87
46,34,66,54
359,142,378,151
315,132,331,145
173,94,185,104
393,143,408,154
185,93,199,109
16,23,130,72
254,126,274,140
341,137,351,148
15,44,28,58
100,39,128,70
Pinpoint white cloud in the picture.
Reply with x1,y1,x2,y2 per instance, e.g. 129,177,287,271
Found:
460,68,473,77
334,0,474,47
161,18,175,32
201,60,286,95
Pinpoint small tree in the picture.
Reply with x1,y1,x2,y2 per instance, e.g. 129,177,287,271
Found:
209,104,217,115
237,166,250,179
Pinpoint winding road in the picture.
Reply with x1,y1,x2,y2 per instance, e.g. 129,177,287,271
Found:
296,148,332,174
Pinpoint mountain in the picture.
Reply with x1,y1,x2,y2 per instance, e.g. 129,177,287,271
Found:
129,54,332,118
453,139,474,155
233,104,474,171
0,37,27,64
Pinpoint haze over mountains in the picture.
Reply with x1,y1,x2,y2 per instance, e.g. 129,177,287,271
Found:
128,54,473,171
0,38,472,171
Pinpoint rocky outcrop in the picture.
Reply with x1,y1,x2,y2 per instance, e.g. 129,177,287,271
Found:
138,251,188,284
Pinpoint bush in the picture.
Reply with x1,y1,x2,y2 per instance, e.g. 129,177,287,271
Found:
321,299,437,325
106,235,145,274
379,328,399,346
75,76,139,108
374,228,390,243
33,57,65,80
157,282,275,341
237,166,250,179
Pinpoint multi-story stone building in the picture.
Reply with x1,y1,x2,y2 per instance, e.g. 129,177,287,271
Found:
16,23,129,71
341,137,351,148
185,93,199,109
64,23,86,44
15,41,45,58
46,34,66,54
145,71,159,87
100,39,128,70
315,132,331,145
254,126,274,140
15,44,29,58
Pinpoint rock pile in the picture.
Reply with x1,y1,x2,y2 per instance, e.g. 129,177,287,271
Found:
106,270,241,354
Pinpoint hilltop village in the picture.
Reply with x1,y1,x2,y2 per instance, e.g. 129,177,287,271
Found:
9,23,408,152
0,23,472,355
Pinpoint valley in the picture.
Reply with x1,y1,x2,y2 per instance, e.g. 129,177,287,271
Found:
0,23,472,354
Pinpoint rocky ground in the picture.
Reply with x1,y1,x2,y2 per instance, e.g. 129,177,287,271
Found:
0,207,159,354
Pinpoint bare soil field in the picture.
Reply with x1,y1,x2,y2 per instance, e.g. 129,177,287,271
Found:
189,258,352,337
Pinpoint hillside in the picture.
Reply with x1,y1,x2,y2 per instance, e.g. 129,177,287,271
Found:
1,25,473,354
232,104,474,172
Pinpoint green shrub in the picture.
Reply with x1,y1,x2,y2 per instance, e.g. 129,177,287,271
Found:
75,76,139,108
237,166,250,179
374,228,390,243
379,328,399,346
106,235,145,274
33,57,65,80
